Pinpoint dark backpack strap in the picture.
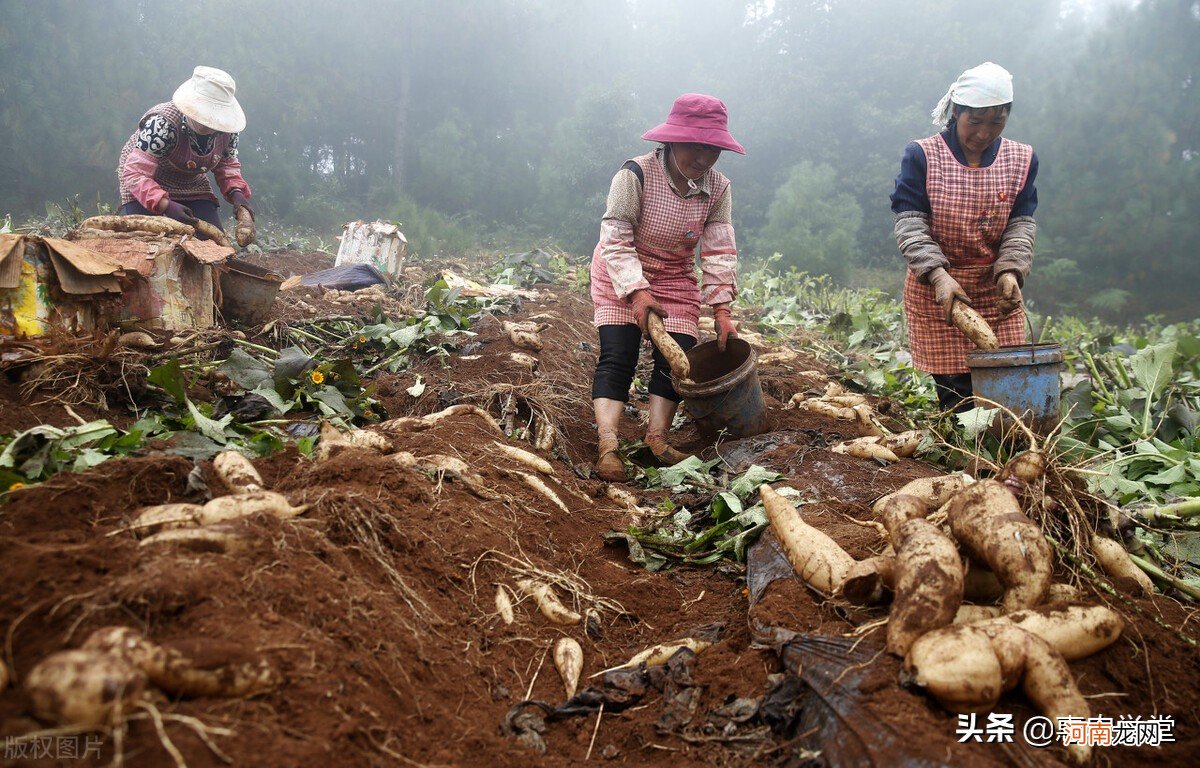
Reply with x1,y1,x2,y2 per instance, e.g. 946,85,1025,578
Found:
621,160,644,186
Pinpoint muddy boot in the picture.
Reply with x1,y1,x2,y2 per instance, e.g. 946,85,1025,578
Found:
645,432,693,466
596,434,626,482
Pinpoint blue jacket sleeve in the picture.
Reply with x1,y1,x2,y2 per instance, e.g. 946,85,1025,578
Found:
1011,151,1038,217
890,142,929,215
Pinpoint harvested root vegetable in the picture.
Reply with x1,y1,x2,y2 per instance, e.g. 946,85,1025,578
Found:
212,450,264,494
317,422,392,461
517,579,582,625
949,302,1000,351
962,563,1004,603
1046,583,1082,602
800,400,857,420
947,480,1053,611
882,430,925,458
503,322,544,351
199,490,308,524
825,393,869,407
25,650,146,728
756,349,798,365
883,496,964,656
118,331,158,349
954,604,1004,623
81,214,194,237
999,449,1047,484
190,218,232,248
83,626,275,698
513,471,570,514
1091,534,1155,596
392,452,500,500
833,439,899,463
129,503,204,536
532,417,555,452
972,604,1124,661
852,404,887,437
839,554,896,604
597,637,712,675
646,314,691,380
139,525,249,554
492,441,554,475
234,206,256,247
905,623,1092,764
424,403,504,435
509,352,539,373
760,484,854,594
554,638,583,698
495,586,515,625
872,473,973,515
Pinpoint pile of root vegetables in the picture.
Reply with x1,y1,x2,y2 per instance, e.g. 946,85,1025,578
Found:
758,446,1150,765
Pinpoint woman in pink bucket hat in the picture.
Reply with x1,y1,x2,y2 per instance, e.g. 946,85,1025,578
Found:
116,66,256,244
589,93,745,482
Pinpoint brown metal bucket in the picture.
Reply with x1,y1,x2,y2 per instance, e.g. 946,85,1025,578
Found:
673,338,769,441
219,259,281,326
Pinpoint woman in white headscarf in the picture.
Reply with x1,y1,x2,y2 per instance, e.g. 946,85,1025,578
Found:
890,61,1039,411
116,66,255,244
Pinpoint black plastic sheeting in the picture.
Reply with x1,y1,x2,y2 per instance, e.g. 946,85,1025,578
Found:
298,263,387,291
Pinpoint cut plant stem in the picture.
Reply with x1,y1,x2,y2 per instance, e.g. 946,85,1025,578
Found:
1135,497,1200,521
1129,554,1200,602
229,337,280,358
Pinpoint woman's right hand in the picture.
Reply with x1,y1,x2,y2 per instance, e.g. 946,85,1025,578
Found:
927,267,971,323
161,200,198,227
629,289,667,333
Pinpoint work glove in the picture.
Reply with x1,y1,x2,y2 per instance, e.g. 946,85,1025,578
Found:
996,272,1023,318
713,304,738,352
927,267,972,324
161,200,198,227
629,288,667,333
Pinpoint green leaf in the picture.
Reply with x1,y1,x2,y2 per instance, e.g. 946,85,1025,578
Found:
730,464,783,500
312,386,353,417
218,348,274,390
1130,340,1177,400
147,358,188,405
956,407,998,441
711,491,743,523
186,400,233,445
250,385,293,415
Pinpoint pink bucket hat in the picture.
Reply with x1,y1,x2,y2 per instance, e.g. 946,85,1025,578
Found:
641,93,745,155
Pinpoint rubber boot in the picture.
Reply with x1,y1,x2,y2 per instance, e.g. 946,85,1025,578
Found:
645,431,693,466
596,433,626,482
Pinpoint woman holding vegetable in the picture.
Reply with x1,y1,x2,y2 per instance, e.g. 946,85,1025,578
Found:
890,62,1038,411
589,93,744,482
116,66,255,244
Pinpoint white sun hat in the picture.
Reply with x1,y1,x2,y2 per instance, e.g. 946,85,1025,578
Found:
172,66,246,133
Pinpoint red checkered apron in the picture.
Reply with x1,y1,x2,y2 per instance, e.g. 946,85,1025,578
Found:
905,135,1033,374
591,151,730,337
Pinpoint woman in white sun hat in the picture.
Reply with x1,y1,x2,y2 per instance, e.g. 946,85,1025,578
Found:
890,62,1039,412
117,66,255,243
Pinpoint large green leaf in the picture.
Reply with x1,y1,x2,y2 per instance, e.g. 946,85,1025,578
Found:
186,401,233,445
218,348,274,390
147,358,188,404
1130,340,1177,400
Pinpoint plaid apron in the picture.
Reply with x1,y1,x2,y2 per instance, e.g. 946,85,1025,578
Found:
591,151,730,337
905,135,1033,374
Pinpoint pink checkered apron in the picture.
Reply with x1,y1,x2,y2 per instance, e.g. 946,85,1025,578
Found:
591,151,730,338
905,135,1033,374
117,102,234,206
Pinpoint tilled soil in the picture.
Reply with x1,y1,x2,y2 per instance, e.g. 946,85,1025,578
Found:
0,251,1196,767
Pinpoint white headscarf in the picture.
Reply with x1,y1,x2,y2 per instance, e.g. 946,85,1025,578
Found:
931,62,1014,127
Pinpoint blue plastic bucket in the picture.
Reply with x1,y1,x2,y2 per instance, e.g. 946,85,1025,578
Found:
966,344,1065,435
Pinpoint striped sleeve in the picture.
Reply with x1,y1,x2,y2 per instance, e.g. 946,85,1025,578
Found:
597,168,649,300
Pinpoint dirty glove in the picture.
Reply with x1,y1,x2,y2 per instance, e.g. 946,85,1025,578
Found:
161,200,198,227
996,271,1023,318
927,267,972,324
713,304,738,352
629,288,667,333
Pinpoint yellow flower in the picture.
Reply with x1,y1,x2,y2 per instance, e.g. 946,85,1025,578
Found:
358,335,367,343
7,482,25,492
309,370,325,385
362,409,374,419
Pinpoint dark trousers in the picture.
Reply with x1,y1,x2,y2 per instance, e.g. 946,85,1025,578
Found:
933,372,974,413
119,199,224,234
592,324,696,403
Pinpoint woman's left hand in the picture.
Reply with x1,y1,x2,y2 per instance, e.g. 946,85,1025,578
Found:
713,304,738,352
996,272,1023,317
